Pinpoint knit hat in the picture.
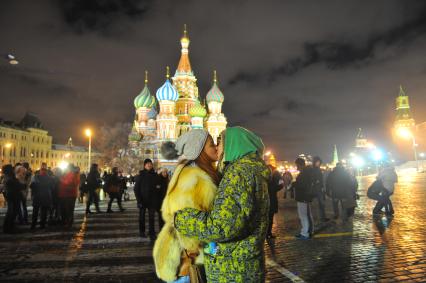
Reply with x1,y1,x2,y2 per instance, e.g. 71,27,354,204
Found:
161,129,209,161
144,158,153,165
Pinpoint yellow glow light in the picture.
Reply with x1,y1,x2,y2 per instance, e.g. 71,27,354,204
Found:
397,127,412,139
58,161,69,170
85,128,92,137
64,153,71,158
4,143,12,148
265,151,271,156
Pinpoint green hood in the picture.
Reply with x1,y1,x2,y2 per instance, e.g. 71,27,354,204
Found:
224,126,265,162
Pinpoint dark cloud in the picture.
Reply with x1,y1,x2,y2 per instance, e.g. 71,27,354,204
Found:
229,2,426,86
59,0,152,34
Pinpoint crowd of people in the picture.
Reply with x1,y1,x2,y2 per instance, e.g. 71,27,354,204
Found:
0,126,399,282
0,161,137,234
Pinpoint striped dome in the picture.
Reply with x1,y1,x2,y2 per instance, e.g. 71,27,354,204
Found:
189,101,207,118
134,85,156,109
156,79,179,102
206,82,224,103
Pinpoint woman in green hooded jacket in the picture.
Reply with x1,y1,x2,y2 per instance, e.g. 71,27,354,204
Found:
174,126,270,283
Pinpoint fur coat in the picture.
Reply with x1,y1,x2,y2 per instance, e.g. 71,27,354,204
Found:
153,163,217,282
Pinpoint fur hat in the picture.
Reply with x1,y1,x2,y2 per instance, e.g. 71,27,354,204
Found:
161,129,209,161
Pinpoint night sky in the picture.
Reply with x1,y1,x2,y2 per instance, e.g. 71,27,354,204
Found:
1,0,426,161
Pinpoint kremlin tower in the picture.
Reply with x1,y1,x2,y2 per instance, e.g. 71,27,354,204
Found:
394,85,415,131
129,26,228,168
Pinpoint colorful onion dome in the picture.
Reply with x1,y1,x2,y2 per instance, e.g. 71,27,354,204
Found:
134,71,156,109
206,70,224,103
156,66,179,102
147,106,158,119
189,101,207,118
128,125,142,142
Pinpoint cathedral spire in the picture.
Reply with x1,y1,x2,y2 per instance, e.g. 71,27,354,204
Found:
399,85,406,96
176,24,192,74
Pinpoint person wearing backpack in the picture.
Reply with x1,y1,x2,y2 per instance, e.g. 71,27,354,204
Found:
326,163,358,222
292,158,314,240
30,162,54,230
373,163,398,216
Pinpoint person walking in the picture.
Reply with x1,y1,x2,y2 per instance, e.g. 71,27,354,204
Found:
267,164,284,239
153,129,219,283
49,168,62,224
105,167,125,213
58,165,80,228
134,159,159,239
373,163,398,216
30,163,54,230
292,158,315,240
312,156,328,222
3,165,26,233
326,163,358,222
174,126,270,282
85,164,102,214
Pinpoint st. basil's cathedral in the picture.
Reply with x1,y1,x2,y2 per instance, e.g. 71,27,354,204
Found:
128,26,227,168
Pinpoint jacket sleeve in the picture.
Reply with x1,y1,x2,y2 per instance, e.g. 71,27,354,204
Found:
174,170,255,243
134,176,141,203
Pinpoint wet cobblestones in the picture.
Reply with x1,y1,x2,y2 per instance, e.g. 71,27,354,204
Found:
0,171,425,282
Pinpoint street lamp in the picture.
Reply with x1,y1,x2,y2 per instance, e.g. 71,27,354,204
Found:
1,143,12,165
85,129,92,173
397,127,419,171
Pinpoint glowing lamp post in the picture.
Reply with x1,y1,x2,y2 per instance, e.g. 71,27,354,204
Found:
397,128,419,171
85,129,92,173
1,143,12,165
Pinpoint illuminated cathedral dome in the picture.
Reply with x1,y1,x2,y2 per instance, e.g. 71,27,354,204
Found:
156,67,179,102
189,101,207,118
206,71,224,103
134,71,156,109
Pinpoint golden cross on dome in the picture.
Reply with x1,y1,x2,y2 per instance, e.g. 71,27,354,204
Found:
213,70,217,83
145,70,148,84
166,66,170,79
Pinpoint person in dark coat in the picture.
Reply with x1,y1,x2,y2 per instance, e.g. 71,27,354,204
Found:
292,158,314,240
156,168,169,230
134,159,159,239
49,168,61,224
30,163,54,230
267,165,284,239
311,156,328,222
105,167,125,213
85,164,102,214
326,163,358,221
78,172,87,203
3,165,26,233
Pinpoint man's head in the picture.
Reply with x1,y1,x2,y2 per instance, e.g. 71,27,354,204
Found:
144,159,153,171
313,156,322,168
41,162,47,170
112,167,119,175
295,158,306,171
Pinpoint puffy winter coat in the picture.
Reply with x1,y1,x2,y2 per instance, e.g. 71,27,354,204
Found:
30,169,54,207
153,163,217,282
174,153,270,283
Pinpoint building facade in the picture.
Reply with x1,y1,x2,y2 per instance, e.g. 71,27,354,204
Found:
129,26,227,168
0,113,100,171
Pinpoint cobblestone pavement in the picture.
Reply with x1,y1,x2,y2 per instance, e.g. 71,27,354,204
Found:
0,171,425,282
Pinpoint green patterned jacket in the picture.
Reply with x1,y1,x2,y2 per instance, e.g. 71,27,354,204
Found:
174,153,270,283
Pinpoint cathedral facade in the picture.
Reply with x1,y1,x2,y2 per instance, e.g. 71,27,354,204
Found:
128,27,227,168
